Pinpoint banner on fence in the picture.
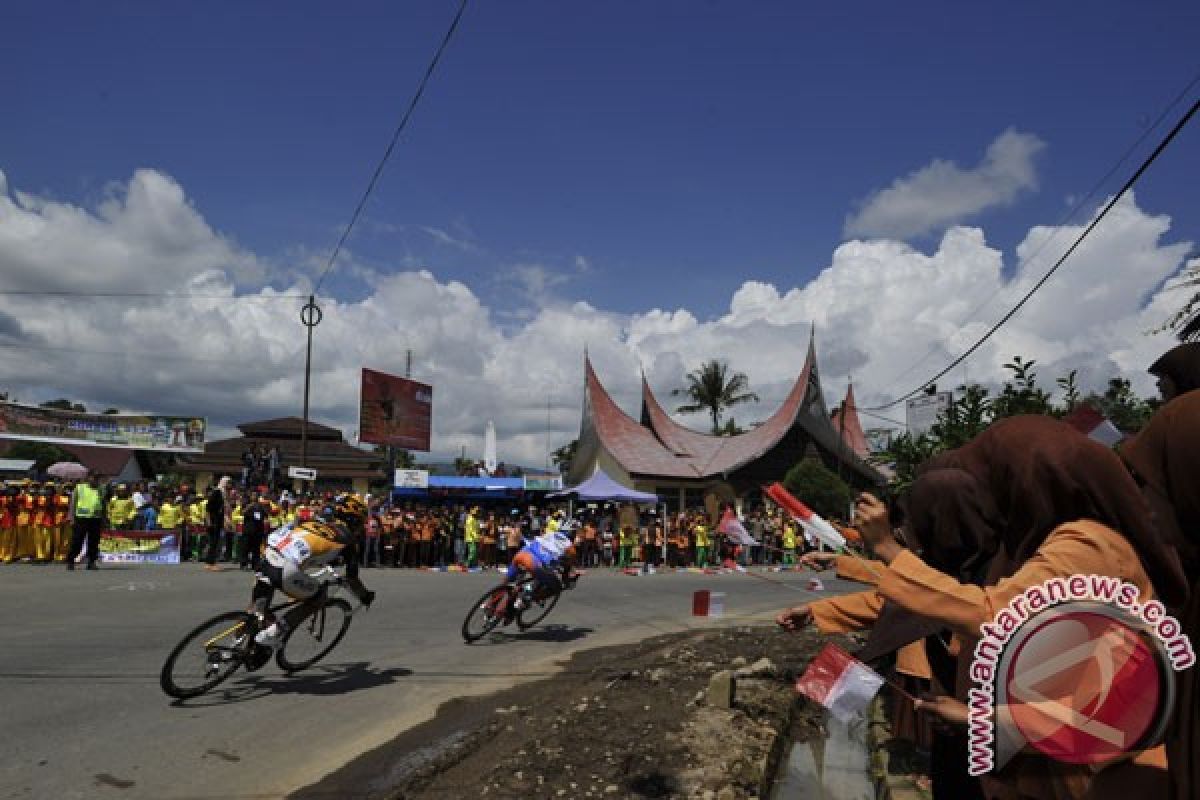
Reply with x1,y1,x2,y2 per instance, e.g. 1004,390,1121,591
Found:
98,530,182,564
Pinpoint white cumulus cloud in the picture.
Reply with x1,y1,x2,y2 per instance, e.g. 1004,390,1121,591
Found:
844,129,1046,240
0,167,1192,468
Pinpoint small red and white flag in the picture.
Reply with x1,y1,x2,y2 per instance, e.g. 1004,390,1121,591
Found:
1061,403,1125,448
795,643,884,722
718,510,759,546
764,483,847,550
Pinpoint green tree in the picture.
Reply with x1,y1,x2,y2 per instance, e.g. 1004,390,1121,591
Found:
875,432,941,494
1056,370,1081,413
40,398,86,413
4,441,77,472
718,417,745,436
1086,378,1156,433
672,360,760,435
929,384,993,449
551,439,578,475
991,357,1055,419
782,459,855,521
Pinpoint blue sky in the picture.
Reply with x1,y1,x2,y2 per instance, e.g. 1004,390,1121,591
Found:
1,2,1197,459
6,1,1197,315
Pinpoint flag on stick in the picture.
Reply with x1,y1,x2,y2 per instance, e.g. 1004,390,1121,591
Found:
794,643,885,722
718,509,759,546
764,483,846,550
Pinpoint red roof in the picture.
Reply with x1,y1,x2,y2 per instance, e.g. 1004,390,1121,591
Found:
830,384,871,460
584,338,819,479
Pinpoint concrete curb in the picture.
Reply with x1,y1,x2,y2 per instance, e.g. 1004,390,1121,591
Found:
867,697,932,800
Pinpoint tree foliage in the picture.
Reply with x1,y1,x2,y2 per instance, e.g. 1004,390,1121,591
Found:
875,355,1156,491
783,459,855,521
40,398,86,412
551,439,578,475
672,360,760,434
4,441,77,472
1085,378,1157,432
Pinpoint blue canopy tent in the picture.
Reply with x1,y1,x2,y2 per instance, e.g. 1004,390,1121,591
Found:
549,469,659,503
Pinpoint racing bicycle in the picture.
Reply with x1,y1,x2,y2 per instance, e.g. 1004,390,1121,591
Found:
461,568,579,643
160,567,358,699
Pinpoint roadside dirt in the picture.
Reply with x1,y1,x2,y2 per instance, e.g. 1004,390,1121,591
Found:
293,624,853,800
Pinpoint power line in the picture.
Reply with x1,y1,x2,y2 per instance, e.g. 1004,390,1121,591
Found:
872,69,1200,394
313,0,469,294
865,98,1199,411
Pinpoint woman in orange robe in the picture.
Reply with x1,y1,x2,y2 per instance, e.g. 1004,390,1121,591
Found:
1120,390,1200,800
858,418,1185,800
0,487,15,563
14,487,36,561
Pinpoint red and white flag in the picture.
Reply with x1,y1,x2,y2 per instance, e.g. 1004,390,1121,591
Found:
718,509,759,546
795,643,884,722
764,483,847,550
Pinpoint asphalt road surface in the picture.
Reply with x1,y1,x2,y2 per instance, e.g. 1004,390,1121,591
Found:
0,562,859,800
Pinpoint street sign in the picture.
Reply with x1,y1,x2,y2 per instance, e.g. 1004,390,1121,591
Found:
288,466,318,481
394,468,429,488
906,392,953,437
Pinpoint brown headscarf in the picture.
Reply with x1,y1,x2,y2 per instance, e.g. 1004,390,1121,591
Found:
906,462,1004,585
1148,343,1200,398
1119,390,1200,800
952,415,1188,605
858,454,1001,664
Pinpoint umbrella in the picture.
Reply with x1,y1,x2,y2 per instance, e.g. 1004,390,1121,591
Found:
46,462,89,480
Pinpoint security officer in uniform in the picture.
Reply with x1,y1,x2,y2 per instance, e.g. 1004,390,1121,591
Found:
67,473,104,570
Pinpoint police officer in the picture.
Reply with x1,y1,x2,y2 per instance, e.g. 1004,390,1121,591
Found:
67,473,104,570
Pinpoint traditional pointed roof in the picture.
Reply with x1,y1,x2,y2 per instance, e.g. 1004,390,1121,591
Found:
830,384,871,460
577,331,879,485
638,342,819,476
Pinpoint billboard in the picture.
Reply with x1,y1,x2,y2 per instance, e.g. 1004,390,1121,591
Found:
0,401,206,452
905,392,953,437
358,368,432,451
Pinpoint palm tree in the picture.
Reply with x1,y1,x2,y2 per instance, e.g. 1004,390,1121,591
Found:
672,360,760,435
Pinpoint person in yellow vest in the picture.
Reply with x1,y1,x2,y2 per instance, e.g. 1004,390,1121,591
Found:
618,521,638,567
67,473,104,570
14,485,37,561
52,486,72,561
33,486,54,561
464,506,482,567
158,496,182,532
0,485,16,563
229,498,245,563
107,485,136,530
186,496,206,561
781,520,798,566
545,509,562,534
268,501,284,531
693,516,711,567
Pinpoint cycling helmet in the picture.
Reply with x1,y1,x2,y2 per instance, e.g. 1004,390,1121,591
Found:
333,493,368,527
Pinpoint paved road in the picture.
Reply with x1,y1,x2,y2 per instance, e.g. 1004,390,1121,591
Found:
0,562,859,800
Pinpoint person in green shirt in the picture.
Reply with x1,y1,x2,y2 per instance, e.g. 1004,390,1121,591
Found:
694,518,710,567
464,506,481,567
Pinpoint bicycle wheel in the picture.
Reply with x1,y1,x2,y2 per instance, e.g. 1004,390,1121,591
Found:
276,598,354,672
462,585,510,643
160,610,254,699
517,587,560,631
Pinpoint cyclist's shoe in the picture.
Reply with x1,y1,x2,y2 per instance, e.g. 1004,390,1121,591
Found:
254,622,285,650
246,644,272,672
360,590,376,609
